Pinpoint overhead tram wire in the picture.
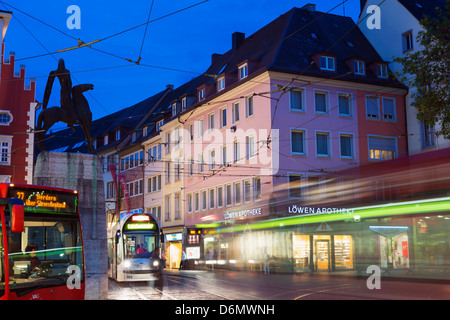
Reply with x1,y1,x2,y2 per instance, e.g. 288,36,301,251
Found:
1,0,209,64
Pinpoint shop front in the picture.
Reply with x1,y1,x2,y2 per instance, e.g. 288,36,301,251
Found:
164,230,183,269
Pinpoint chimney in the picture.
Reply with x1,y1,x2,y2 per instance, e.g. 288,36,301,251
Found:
232,32,245,51
301,3,316,12
166,84,174,90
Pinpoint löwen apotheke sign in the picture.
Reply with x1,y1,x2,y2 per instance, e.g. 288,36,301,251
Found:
288,205,353,215
224,208,262,220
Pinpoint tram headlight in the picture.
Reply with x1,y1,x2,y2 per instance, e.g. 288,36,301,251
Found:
153,260,159,268
124,260,131,268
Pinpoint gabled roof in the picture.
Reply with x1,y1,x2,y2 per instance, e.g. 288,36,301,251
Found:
398,0,447,21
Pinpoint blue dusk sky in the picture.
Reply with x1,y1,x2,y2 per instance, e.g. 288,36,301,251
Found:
1,0,362,130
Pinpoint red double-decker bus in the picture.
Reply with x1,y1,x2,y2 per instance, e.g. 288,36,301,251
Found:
0,183,85,300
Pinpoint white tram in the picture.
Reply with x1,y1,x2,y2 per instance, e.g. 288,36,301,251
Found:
107,213,163,282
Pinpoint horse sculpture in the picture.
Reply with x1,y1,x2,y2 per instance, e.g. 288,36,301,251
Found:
36,59,94,154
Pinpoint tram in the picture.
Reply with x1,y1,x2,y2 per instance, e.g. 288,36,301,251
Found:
0,183,85,300
108,213,163,282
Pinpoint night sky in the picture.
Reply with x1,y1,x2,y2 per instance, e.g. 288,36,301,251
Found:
1,0,361,130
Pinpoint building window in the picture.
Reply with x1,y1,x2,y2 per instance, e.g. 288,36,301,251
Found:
156,120,164,131
291,130,305,155
366,96,380,119
354,60,365,75
209,189,215,209
220,145,227,167
232,102,240,123
197,119,204,138
233,140,240,163
201,190,207,210
220,107,227,128
174,193,181,219
244,180,251,203
188,158,194,176
225,184,232,206
0,112,12,125
314,91,328,113
320,56,335,71
165,162,171,183
368,136,397,161
378,64,388,78
402,30,414,53
246,136,255,159
147,174,161,193
340,134,354,158
316,132,330,157
115,129,121,140
208,113,215,131
234,182,241,204
104,134,108,146
253,177,261,201
198,154,204,173
338,93,351,116
164,195,171,221
182,97,187,111
239,63,248,79
187,194,193,213
218,77,225,91
288,174,302,198
188,123,193,141
246,95,254,117
194,192,200,212
143,126,148,137
174,161,181,181
217,186,224,207
209,149,215,171
199,88,205,100
382,98,396,121
290,89,304,112
420,121,435,149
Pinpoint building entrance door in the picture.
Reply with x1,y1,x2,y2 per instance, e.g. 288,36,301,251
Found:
315,239,331,271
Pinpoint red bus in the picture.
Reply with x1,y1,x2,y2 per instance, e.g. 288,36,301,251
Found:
0,183,85,300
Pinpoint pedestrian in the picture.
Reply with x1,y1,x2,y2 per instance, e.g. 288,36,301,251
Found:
180,251,186,270
263,249,270,275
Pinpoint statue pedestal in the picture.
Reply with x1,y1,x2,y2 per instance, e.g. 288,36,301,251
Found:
34,152,108,300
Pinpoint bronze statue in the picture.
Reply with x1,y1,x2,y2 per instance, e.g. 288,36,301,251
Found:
36,59,94,154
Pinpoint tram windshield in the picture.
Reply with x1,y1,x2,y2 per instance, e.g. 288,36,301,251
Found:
1,215,83,294
123,232,158,259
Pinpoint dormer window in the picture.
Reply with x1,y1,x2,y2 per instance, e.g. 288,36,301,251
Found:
182,97,187,111
104,134,108,146
172,102,178,116
115,129,121,141
320,56,335,71
217,77,225,91
143,126,148,137
378,64,388,78
354,60,365,75
132,132,137,142
199,88,205,100
239,63,248,80
156,120,164,131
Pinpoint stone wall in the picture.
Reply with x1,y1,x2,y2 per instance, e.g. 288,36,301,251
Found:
34,152,108,300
